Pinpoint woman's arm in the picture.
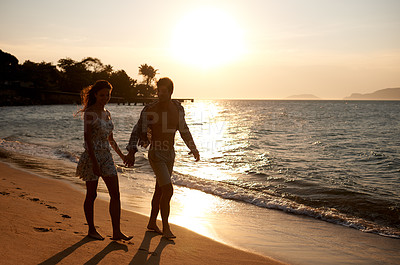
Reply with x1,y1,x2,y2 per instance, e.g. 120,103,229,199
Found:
106,111,126,162
108,132,126,162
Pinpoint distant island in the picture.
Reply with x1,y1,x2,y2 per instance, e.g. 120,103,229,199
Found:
344,87,400,100
286,94,320,99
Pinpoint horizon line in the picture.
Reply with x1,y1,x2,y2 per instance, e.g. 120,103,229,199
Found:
179,98,400,101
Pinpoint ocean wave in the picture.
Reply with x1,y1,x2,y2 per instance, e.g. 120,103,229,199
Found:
0,138,57,159
54,149,80,163
172,171,400,239
0,138,81,164
2,101,400,242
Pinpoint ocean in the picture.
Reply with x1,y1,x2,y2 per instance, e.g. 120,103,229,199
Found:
1,100,400,264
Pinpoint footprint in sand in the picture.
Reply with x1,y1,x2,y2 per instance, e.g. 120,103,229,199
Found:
34,227,53,232
61,214,71,219
46,204,58,210
25,196,60,211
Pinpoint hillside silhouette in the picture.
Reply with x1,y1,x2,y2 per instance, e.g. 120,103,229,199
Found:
344,88,400,100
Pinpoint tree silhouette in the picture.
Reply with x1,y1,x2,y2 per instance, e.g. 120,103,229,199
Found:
138,64,158,97
109,70,136,98
93,64,113,81
0,49,19,81
57,58,91,92
139,64,158,87
21,61,60,90
0,49,159,105
81,57,104,73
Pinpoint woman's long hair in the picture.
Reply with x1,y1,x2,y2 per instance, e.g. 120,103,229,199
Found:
76,80,113,116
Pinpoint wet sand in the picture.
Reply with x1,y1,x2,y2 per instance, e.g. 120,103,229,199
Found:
0,162,285,265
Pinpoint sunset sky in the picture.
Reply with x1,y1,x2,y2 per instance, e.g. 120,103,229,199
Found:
1,0,399,99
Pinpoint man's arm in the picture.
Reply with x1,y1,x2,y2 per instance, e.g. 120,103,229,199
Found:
125,108,146,167
126,121,140,154
179,124,200,161
125,121,138,167
176,102,200,161
125,104,154,167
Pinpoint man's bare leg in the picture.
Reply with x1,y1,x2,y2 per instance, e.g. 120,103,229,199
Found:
147,182,162,234
160,183,175,239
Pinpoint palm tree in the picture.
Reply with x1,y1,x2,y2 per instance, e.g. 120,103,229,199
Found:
138,64,158,87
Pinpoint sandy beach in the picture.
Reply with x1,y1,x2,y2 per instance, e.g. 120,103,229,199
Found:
0,162,285,265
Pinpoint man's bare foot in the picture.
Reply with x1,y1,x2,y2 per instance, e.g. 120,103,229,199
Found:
88,230,104,240
162,230,176,240
147,224,162,234
111,232,133,241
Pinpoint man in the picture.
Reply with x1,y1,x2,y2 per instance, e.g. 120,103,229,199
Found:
125,77,200,239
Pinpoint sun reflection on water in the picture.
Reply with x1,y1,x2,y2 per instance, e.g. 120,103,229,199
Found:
170,186,230,241
174,100,252,181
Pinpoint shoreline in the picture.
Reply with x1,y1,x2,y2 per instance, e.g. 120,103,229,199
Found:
0,161,285,265
1,149,400,264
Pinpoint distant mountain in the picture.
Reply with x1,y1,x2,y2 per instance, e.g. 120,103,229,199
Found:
344,87,400,100
286,94,320,99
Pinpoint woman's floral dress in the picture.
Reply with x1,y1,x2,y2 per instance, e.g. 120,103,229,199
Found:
76,117,117,181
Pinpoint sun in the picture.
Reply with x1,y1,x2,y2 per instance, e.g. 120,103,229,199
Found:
170,7,246,69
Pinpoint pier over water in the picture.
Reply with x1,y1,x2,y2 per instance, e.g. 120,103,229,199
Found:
112,97,194,105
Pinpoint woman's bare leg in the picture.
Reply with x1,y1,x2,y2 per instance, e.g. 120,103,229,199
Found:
102,175,132,240
84,180,104,240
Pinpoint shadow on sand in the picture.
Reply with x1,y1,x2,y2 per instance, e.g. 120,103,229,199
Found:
129,231,175,265
38,231,174,265
83,241,128,264
38,236,95,265
38,236,129,265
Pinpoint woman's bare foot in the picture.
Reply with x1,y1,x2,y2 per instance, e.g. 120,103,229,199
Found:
162,229,176,240
147,224,162,234
111,232,133,241
88,230,104,240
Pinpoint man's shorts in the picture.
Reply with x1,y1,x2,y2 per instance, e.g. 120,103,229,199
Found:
148,149,175,186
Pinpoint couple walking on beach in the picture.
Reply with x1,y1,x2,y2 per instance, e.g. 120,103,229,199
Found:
75,78,200,241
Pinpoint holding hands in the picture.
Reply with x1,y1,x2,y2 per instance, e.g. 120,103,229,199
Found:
124,151,136,167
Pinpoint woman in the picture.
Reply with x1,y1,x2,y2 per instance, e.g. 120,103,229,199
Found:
76,80,132,241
